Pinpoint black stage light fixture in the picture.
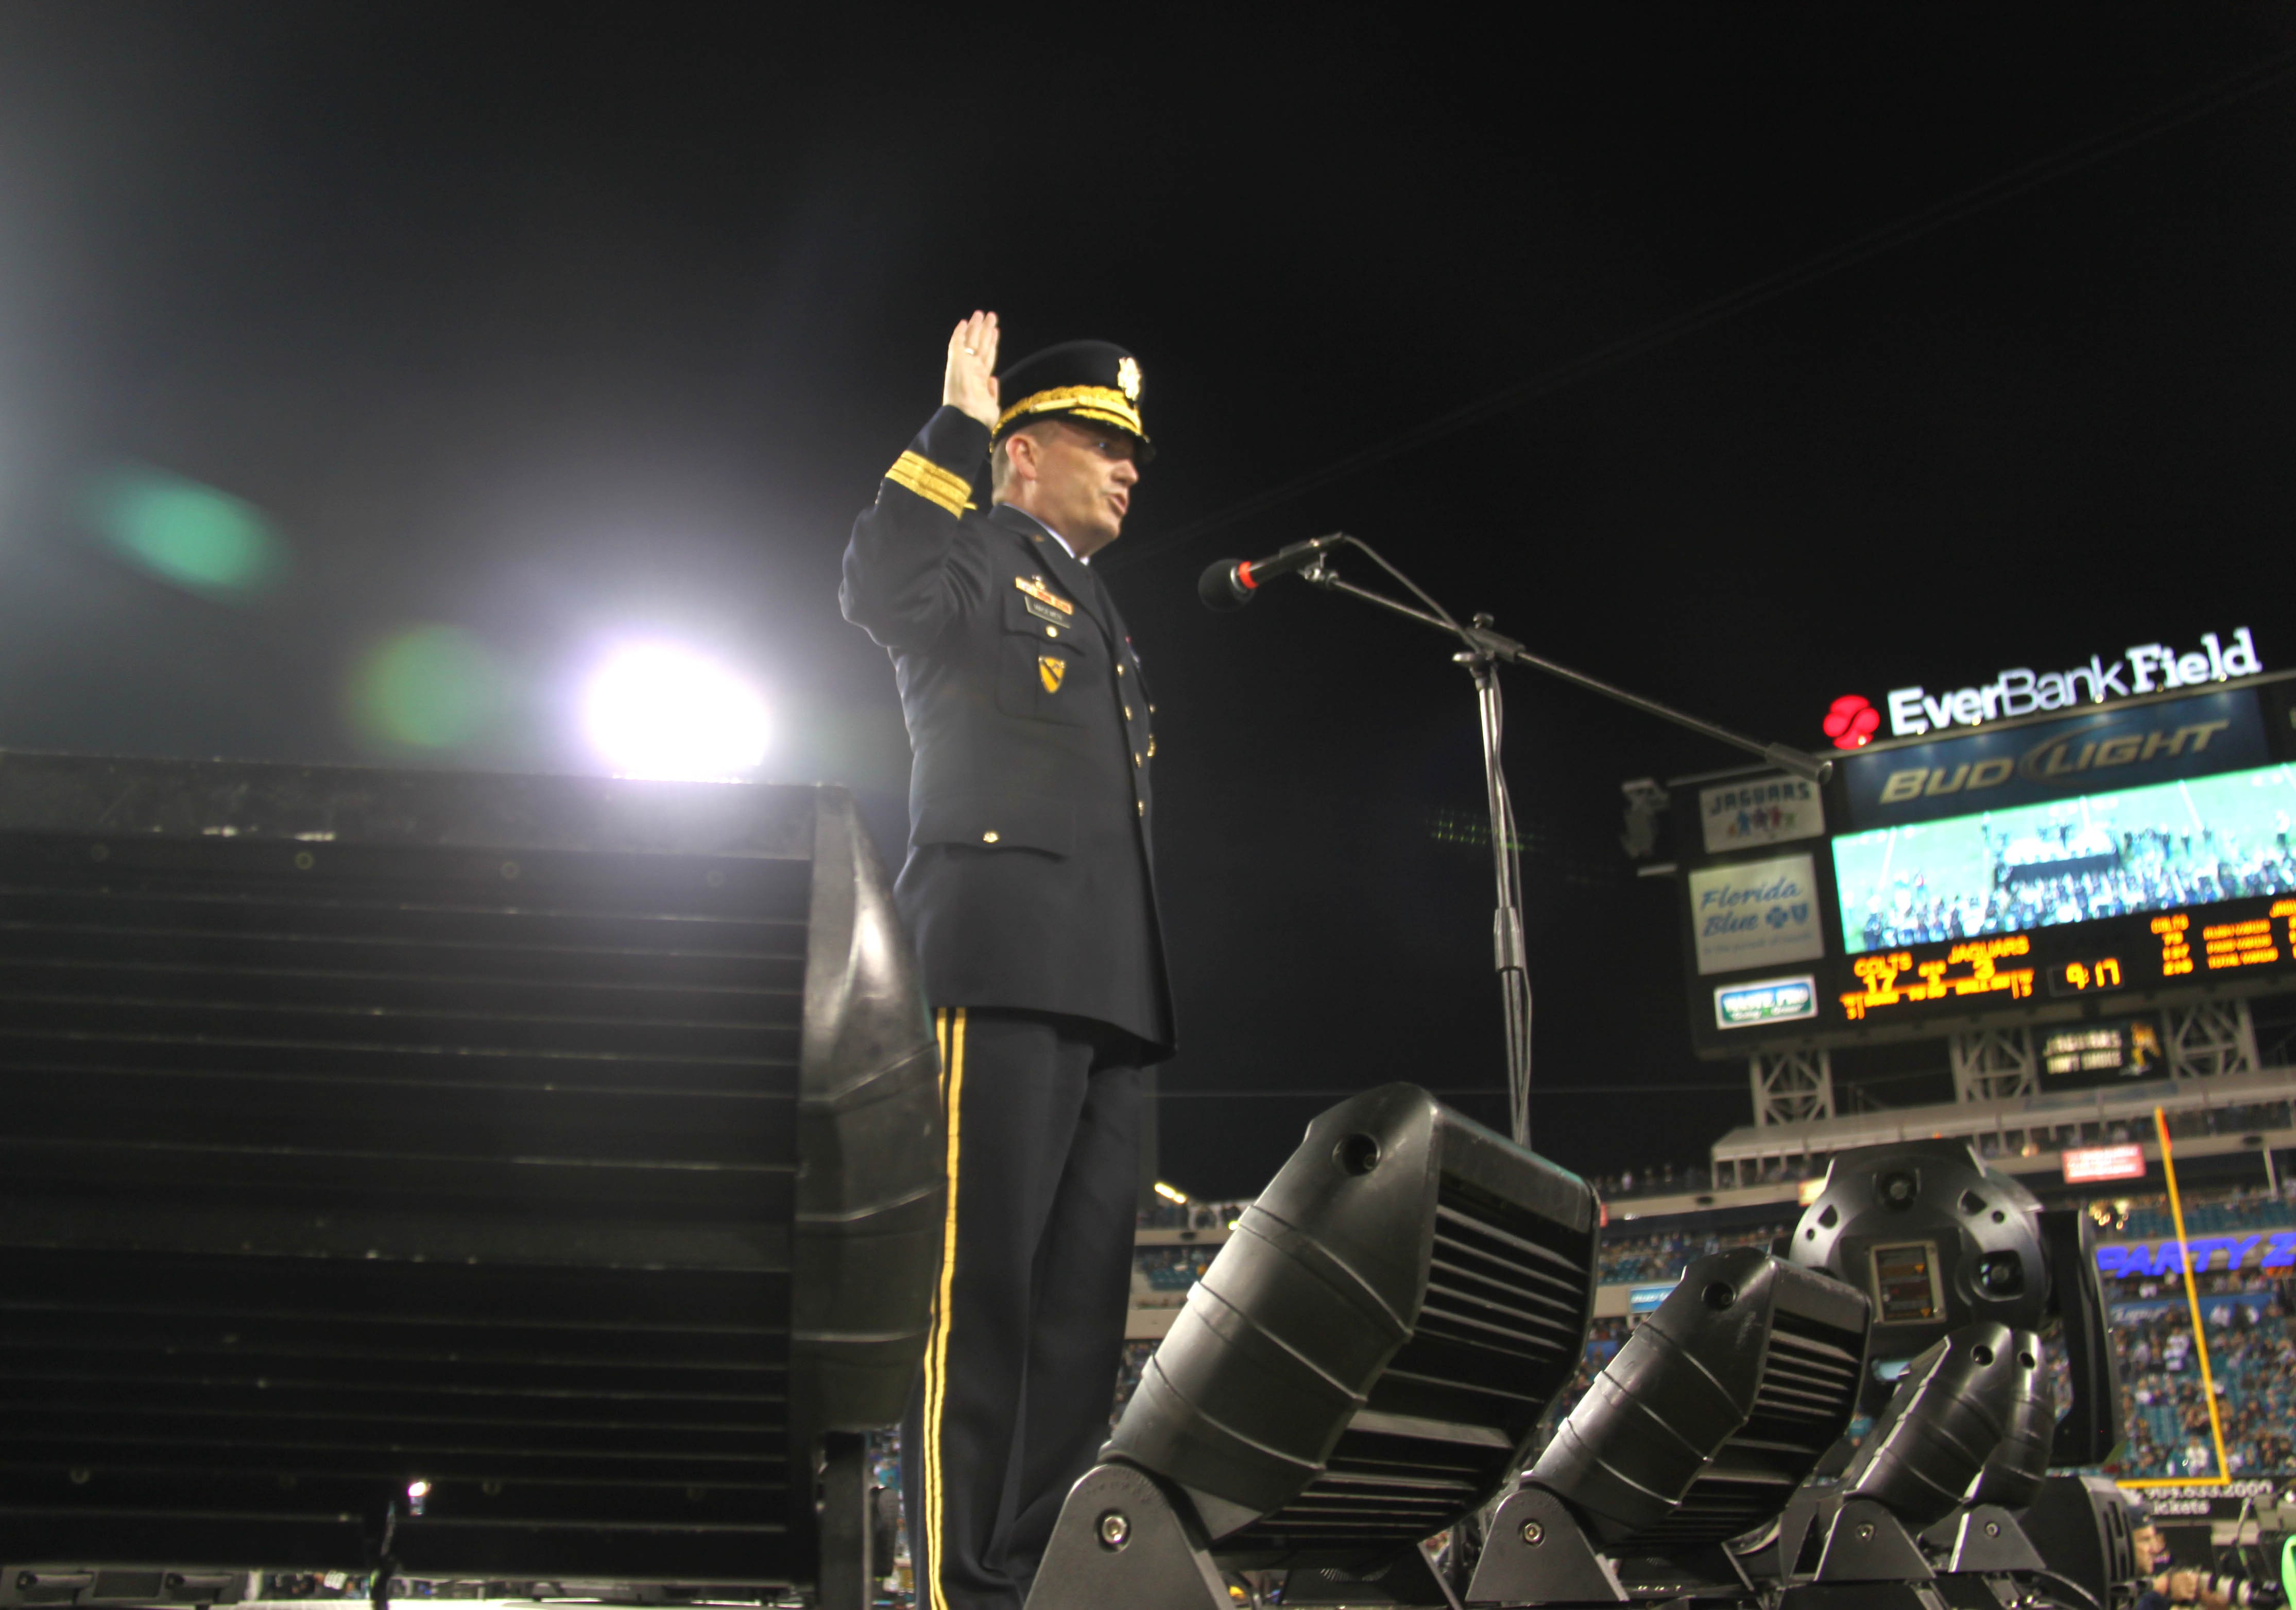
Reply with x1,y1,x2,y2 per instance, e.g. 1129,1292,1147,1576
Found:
0,753,942,1595
1789,1138,2121,1464
1027,1084,1600,1610
1963,1328,2055,1513
1463,1247,1867,1602
2018,1475,2138,1610
1839,1321,2047,1529
1823,1322,2060,1587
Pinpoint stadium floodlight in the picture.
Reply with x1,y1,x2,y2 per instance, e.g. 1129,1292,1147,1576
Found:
1025,1084,1601,1610
582,642,771,779
1463,1247,1869,1603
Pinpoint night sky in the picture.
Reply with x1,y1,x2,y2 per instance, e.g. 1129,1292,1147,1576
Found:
3,5,2293,1196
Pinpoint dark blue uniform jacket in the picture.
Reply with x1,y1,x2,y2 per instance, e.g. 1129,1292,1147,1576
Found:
840,405,1174,1059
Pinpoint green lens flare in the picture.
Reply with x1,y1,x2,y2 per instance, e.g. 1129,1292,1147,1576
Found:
78,464,287,598
350,626,504,750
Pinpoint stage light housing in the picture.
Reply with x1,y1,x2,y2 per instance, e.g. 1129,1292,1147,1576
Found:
1531,1246,1870,1555
1839,1321,2046,1529
1102,1083,1600,1566
1788,1138,2122,1462
1965,1328,2056,1511
1791,1140,2048,1353
2018,1475,2138,1610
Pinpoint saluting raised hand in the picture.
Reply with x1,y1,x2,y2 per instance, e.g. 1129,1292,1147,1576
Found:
944,310,1001,430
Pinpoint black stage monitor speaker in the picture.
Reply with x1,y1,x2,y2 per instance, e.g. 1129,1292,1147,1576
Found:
0,753,942,1586
1095,1083,1600,1568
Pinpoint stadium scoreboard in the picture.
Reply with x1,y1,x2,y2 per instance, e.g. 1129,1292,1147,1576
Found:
1676,670,2296,1057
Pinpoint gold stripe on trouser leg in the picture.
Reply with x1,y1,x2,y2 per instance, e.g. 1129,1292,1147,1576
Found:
922,1008,966,1610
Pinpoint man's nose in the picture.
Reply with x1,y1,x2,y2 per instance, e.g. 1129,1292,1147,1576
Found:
1111,457,1141,485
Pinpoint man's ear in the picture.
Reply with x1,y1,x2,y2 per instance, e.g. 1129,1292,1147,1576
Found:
1004,428,1040,486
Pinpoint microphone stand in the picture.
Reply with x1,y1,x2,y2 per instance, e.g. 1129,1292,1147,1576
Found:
1296,541,1831,1152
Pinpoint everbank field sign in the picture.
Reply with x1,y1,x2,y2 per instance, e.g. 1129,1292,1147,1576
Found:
1883,628,2263,738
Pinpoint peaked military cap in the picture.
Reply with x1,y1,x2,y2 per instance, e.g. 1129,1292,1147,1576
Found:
993,339,1154,461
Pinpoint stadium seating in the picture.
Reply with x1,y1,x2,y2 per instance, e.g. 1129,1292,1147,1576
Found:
2110,1290,2295,1479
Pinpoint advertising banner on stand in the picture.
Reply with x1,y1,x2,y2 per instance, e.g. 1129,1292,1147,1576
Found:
1699,776,1825,854
1689,852,1825,976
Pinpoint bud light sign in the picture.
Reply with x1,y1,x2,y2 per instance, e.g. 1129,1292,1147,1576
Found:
1838,689,2268,830
1688,852,1825,977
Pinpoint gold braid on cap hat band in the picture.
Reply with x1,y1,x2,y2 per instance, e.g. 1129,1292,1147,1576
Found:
994,385,1147,441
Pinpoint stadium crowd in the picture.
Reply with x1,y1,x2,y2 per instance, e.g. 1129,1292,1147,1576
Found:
1583,1162,1714,1200
1596,1222,1789,1286
2112,1280,2294,1480
1852,818,2296,953
2099,1177,2295,1241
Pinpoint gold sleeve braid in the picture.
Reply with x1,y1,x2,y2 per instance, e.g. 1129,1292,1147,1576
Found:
885,451,976,517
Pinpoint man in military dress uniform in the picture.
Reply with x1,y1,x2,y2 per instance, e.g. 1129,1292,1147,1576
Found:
840,310,1173,1610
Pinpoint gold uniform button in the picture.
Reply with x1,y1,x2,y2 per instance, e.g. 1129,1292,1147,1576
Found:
1136,800,1144,816
1124,705,1133,719
1044,626,1058,638
1149,736,1157,757
1117,664,1126,676
982,831,1000,844
1133,752,1142,766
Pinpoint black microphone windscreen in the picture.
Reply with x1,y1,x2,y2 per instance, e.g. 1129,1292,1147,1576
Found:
1198,560,1249,611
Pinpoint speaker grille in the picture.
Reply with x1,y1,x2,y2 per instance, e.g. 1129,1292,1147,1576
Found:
0,814,817,1575
1617,1275,1869,1552
1221,1161,1597,1555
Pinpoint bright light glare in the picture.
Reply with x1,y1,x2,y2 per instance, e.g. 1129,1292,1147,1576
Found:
78,461,287,601
1153,1181,1188,1205
584,644,770,780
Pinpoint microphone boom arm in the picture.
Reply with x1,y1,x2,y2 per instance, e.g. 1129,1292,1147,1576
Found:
1292,542,1829,1151
1301,556,1832,784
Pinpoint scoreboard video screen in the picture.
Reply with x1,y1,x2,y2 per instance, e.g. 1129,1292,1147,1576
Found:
1679,672,2296,1057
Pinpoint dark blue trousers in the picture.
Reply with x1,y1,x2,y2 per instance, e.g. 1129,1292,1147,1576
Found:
902,1007,1142,1610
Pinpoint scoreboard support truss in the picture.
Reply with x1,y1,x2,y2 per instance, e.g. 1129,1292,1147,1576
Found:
2166,999,2260,1080
1711,1000,2291,1189
1750,1003,2259,1136
1750,1047,1837,1127
1950,1027,2038,1104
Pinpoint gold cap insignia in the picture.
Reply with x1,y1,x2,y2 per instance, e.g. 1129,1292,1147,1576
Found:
1039,655,1067,693
1117,355,1142,401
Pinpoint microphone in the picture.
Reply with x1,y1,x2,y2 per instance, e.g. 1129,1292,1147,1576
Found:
1197,534,1345,611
